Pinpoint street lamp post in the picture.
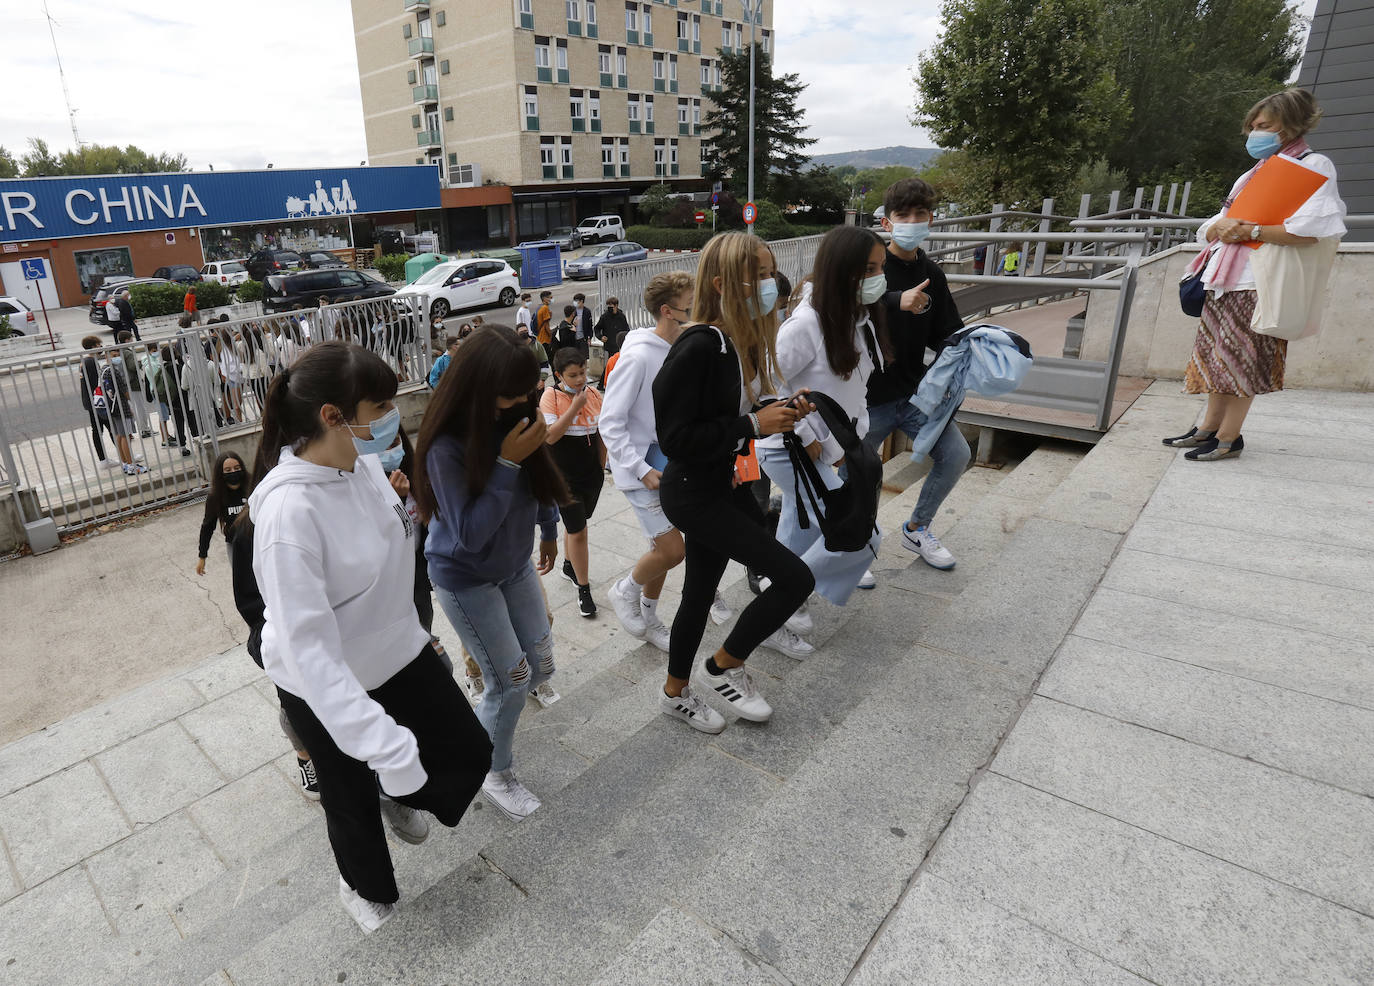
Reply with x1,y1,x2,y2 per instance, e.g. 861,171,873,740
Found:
740,0,758,227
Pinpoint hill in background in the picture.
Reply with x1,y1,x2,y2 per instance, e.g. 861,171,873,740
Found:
808,145,942,171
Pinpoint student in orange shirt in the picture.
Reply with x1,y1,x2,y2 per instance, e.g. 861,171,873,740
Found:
535,291,554,345
184,285,201,325
539,347,604,619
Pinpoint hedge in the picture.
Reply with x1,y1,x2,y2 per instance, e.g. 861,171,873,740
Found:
127,281,231,318
625,226,713,250
374,253,410,283
233,279,264,303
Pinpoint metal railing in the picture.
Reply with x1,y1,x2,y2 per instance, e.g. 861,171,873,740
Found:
0,294,429,543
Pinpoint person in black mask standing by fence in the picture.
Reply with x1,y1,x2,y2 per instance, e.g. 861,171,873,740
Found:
196,452,250,575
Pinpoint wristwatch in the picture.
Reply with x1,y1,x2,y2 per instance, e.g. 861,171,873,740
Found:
1250,224,1262,241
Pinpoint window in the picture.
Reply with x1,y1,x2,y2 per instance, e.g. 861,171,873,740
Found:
419,14,432,37
722,21,731,47
440,59,450,75
407,68,417,85
524,85,540,129
566,0,579,18
454,163,475,185
619,137,630,174
412,114,422,129
653,53,665,79
761,28,770,53
734,23,742,48
653,140,665,174
587,0,597,27
570,90,585,118
448,152,458,165
670,139,679,174
677,11,688,41
423,62,437,84
535,38,551,67
627,94,640,121
403,22,412,38
445,106,454,121
560,140,573,166
540,139,556,166
599,45,612,73
589,90,602,130
692,97,701,132
436,10,445,26
668,53,678,89
617,47,627,76
644,94,654,122
518,0,534,29
642,5,652,37
625,2,637,32
678,99,689,124
602,139,615,165
556,39,569,82
700,60,709,86
692,14,700,46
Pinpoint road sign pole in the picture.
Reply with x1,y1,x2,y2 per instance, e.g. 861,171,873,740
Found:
31,270,57,352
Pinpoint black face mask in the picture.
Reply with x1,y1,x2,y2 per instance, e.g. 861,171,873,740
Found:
224,473,245,488
494,395,537,437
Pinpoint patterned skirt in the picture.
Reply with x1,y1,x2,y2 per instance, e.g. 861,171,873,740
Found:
1184,289,1286,397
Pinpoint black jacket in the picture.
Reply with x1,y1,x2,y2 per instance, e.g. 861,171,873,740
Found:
575,305,593,340
228,522,266,669
594,308,629,354
867,247,964,406
199,486,248,558
114,297,137,331
553,318,580,352
652,324,755,470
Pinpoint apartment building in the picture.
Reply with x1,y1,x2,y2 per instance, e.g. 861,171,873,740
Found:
351,0,774,246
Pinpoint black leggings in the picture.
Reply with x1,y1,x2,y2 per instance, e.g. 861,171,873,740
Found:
277,644,491,904
660,462,813,680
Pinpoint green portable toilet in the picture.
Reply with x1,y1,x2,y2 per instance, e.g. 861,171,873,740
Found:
404,253,449,284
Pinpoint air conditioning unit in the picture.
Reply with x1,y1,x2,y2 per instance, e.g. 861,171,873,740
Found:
446,163,482,188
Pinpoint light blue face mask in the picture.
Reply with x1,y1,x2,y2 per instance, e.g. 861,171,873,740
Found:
889,222,931,251
378,443,404,473
858,272,888,306
745,277,779,318
351,406,401,458
1246,130,1283,160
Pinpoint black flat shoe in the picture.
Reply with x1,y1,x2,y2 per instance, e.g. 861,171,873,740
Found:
1163,426,1216,448
1184,435,1244,461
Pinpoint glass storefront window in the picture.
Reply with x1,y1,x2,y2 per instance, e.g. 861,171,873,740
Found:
198,217,376,262
73,247,134,294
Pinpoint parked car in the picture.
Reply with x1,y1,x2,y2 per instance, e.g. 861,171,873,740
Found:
563,241,649,280
392,259,520,319
262,268,394,313
575,214,626,243
245,249,304,280
301,251,347,270
88,277,169,324
152,265,202,284
201,261,250,287
0,296,36,336
539,226,582,251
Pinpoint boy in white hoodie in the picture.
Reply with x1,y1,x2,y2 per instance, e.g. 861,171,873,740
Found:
249,341,491,934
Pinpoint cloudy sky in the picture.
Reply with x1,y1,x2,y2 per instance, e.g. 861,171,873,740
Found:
2,0,1319,171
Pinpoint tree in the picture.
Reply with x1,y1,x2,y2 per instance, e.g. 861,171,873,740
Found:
702,44,816,201
914,0,1128,211
638,182,677,225
777,164,848,222
848,165,922,215
0,146,17,179
14,137,188,177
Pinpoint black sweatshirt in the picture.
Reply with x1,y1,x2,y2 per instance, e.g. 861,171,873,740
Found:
652,325,756,470
198,487,248,558
867,246,965,407
594,308,629,354
228,522,266,669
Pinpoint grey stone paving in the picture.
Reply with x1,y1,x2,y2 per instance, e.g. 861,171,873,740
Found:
0,385,1371,984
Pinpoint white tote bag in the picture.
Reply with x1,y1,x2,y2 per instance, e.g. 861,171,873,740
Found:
1250,237,1340,341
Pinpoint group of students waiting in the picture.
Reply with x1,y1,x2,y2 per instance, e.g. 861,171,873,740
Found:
195,178,975,933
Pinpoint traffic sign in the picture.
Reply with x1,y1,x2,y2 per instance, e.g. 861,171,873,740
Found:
21,258,46,280
743,201,757,225
693,210,706,224
711,192,719,205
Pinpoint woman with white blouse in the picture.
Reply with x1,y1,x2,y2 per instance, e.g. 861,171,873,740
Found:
1163,88,1347,460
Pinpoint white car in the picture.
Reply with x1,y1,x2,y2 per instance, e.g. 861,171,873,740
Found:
394,259,520,319
201,261,250,287
0,296,36,335
576,214,626,243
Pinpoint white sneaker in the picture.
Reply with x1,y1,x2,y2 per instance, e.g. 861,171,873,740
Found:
609,578,647,637
785,601,812,634
756,576,772,593
900,524,956,570
481,769,541,821
338,877,395,934
697,663,772,722
642,618,671,653
121,463,149,476
762,625,814,660
98,458,122,471
379,796,429,845
463,673,485,703
857,568,876,590
660,684,727,733
530,680,561,708
709,594,733,625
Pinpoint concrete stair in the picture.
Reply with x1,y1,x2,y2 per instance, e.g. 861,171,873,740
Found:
96,429,1185,986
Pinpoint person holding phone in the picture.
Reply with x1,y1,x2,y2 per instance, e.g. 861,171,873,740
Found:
651,232,817,733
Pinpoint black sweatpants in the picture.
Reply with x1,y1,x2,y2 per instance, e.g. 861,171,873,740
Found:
277,644,492,904
659,461,814,680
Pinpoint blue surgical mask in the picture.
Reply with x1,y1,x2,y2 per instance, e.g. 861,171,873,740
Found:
350,407,401,457
378,444,404,473
858,273,888,306
745,278,779,318
890,222,931,251
1246,130,1282,160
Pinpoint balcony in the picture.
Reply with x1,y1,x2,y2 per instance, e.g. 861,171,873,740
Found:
404,0,428,9
408,36,434,58
412,84,439,103
416,130,441,148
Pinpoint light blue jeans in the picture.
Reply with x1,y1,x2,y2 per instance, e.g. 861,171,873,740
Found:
758,446,881,606
864,398,971,530
433,559,553,773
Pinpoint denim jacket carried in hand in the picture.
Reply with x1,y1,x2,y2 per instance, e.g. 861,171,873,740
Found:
906,325,1032,462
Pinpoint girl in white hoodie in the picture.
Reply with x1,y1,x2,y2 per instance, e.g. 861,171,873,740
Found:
248,341,492,934
756,226,886,620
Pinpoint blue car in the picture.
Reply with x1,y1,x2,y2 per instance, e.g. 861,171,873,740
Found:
564,241,648,280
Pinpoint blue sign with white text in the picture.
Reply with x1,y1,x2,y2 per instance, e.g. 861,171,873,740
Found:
21,258,46,280
0,166,441,243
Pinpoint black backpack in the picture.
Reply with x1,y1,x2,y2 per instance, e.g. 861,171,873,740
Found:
780,390,882,555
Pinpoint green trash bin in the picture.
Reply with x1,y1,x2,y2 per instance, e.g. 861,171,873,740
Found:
477,248,523,277
404,252,450,284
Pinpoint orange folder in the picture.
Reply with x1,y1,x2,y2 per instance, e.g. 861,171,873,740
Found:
735,441,761,483
1228,154,1328,249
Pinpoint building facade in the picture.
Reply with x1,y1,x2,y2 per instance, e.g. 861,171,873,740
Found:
1295,0,1373,241
350,0,774,245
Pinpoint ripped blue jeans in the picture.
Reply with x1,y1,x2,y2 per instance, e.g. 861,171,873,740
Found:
433,559,553,773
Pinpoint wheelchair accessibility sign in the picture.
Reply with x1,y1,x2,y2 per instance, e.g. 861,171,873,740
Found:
21,258,46,280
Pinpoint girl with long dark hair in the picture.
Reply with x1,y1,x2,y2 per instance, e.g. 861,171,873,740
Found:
651,232,816,733
413,326,569,822
195,452,250,575
246,340,491,932
756,226,886,626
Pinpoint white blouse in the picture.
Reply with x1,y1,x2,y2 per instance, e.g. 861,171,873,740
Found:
1197,152,1348,296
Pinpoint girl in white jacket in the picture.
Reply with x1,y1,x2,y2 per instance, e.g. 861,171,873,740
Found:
247,341,491,933
757,226,886,621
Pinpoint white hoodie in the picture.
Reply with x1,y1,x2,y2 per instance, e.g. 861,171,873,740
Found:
761,284,880,465
599,326,672,490
250,446,433,797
